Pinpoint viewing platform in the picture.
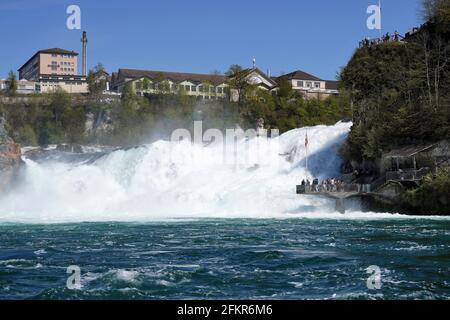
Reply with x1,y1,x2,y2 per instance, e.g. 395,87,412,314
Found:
296,184,370,199
296,184,373,213
296,168,433,214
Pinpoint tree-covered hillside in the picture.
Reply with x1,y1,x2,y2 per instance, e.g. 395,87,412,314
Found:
340,0,450,163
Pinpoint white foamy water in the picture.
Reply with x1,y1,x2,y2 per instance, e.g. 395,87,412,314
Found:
1,121,444,223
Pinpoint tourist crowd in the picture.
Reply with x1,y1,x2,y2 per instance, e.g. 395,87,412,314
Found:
300,178,347,193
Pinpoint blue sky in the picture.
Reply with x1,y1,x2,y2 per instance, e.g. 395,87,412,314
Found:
0,0,422,80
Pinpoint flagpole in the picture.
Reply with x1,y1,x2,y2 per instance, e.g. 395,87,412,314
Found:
379,0,382,39
306,144,308,176
305,130,308,177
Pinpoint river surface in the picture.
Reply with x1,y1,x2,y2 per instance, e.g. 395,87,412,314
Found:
1,218,450,300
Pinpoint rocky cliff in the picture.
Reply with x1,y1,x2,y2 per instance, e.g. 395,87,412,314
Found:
0,117,22,193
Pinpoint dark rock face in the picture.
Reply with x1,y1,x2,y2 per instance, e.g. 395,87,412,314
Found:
0,117,22,193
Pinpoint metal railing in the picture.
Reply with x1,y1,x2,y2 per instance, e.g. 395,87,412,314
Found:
385,168,431,181
297,183,370,195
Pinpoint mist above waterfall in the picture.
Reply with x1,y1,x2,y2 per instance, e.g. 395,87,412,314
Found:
0,122,354,223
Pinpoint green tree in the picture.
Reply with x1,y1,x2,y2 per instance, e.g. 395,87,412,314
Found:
7,71,17,96
61,105,86,143
47,88,71,125
225,64,243,77
17,125,38,146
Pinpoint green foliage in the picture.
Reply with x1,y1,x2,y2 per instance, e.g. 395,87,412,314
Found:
48,88,72,125
403,168,450,214
39,122,65,145
340,17,450,164
1,89,86,146
17,125,38,146
423,0,450,32
225,64,243,77
61,105,86,143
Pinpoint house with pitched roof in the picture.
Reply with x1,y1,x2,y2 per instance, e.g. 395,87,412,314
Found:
111,67,280,101
110,67,339,101
276,70,339,99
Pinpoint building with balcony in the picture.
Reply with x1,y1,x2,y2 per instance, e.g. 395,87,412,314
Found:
111,69,230,100
110,67,281,101
110,67,339,101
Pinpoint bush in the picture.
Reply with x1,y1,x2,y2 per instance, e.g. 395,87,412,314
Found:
17,125,38,146
403,169,450,214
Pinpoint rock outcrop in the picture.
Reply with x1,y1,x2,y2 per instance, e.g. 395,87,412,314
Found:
0,117,22,193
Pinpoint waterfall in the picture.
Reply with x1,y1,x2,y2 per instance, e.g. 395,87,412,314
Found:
0,122,354,223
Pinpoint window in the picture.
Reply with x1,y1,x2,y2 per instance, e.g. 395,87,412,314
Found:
217,87,223,94
314,82,321,88
297,81,304,87
306,82,312,88
191,86,197,92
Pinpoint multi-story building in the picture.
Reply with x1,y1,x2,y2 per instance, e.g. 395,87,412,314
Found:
276,70,339,99
18,48,88,94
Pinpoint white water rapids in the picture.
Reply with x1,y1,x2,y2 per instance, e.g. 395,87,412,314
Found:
0,121,424,223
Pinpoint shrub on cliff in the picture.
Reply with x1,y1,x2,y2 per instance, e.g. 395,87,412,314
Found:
17,125,38,146
403,169,450,214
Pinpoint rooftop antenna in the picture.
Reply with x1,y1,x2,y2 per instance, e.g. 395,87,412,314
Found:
252,58,256,69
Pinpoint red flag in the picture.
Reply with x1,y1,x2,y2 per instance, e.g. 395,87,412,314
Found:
305,132,309,148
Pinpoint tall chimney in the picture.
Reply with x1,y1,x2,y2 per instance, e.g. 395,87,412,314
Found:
81,31,88,76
